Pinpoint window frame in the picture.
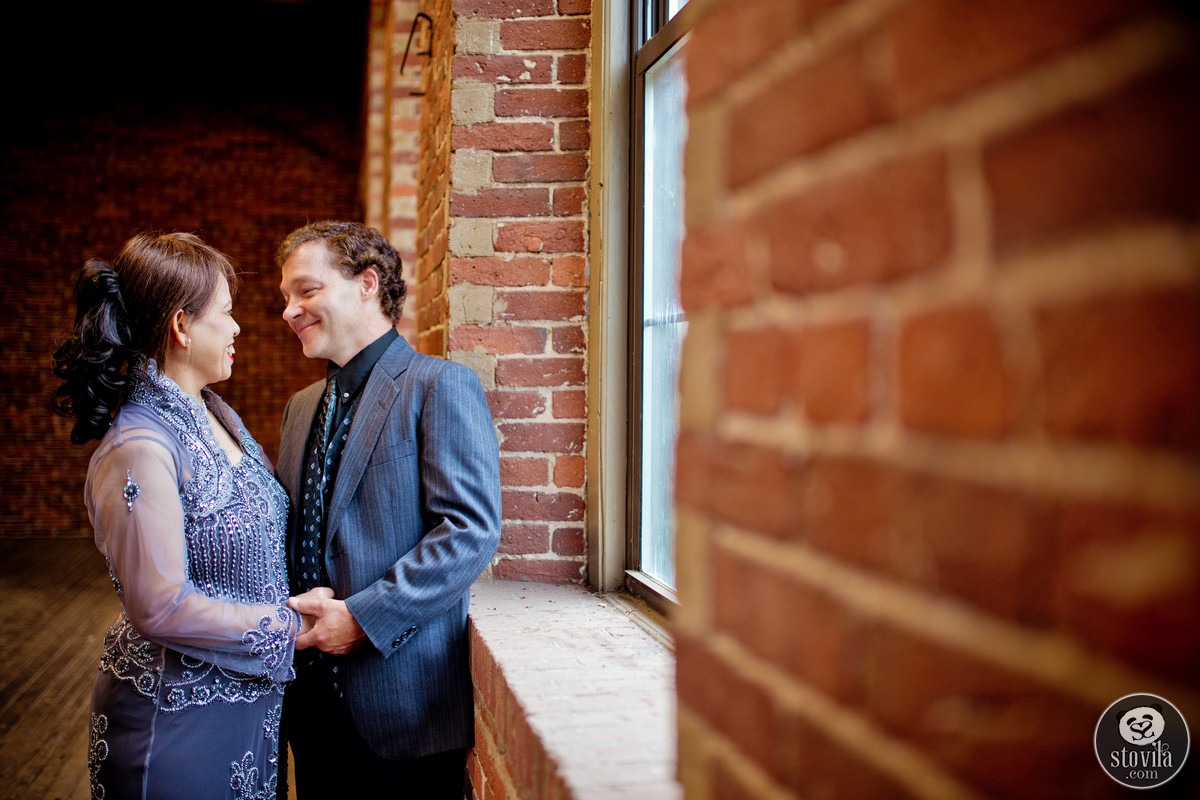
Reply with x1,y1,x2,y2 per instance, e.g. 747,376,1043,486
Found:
624,0,694,615
586,0,695,619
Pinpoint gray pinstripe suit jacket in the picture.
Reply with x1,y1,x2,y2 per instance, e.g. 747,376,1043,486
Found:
277,335,501,758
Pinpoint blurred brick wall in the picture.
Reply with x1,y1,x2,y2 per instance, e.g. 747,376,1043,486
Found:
2,4,366,538
365,0,423,343
674,1,1200,798
416,0,456,359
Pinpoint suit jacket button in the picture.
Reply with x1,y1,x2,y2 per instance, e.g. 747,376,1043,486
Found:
391,638,402,648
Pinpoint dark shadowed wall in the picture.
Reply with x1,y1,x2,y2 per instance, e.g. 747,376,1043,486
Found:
0,0,369,537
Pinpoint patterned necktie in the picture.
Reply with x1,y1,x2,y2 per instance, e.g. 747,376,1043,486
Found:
296,377,337,593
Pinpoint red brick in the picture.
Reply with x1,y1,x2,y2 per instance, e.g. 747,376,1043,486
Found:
503,490,585,521
680,219,766,310
428,227,449,278
456,0,554,17
413,268,442,308
450,256,552,287
482,750,511,800
500,18,591,50
790,319,871,423
498,522,551,555
453,54,552,83
496,356,584,387
550,325,584,354
687,0,825,105
729,39,890,188
556,0,590,14
1049,499,1200,683
493,153,588,183
451,187,551,217
448,324,547,355
501,456,551,486
864,623,1115,800
495,289,585,321
799,453,903,561
887,0,1148,115
551,389,585,419
498,420,584,456
557,119,589,151
551,185,584,216
675,432,805,540
495,220,584,254
1037,289,1200,449
774,706,932,800
485,389,548,419
416,327,445,358
550,255,585,287
551,526,585,555
722,325,788,414
767,151,952,295
465,749,487,800
453,122,555,152
800,456,1046,620
714,545,859,703
495,88,588,119
986,64,1200,254
553,454,585,488
491,558,585,584
709,763,759,800
556,54,587,85
912,476,1048,621
898,304,1018,438
676,631,785,782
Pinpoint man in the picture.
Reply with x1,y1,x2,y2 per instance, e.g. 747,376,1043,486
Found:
275,220,501,798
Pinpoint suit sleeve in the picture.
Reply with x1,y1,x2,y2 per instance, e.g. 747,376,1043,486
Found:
344,363,502,655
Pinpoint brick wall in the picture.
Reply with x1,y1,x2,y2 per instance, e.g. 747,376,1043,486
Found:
674,1,1200,798
3,5,365,538
416,0,456,358
365,0,424,342
423,0,592,585
468,581,679,800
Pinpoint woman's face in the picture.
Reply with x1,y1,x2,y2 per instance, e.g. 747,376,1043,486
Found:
185,274,240,388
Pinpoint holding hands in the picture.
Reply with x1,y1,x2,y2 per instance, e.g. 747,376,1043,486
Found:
290,587,368,654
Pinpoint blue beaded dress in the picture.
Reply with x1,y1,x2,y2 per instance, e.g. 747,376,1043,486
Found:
83,359,299,800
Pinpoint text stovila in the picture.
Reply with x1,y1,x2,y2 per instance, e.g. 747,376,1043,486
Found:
1110,742,1174,769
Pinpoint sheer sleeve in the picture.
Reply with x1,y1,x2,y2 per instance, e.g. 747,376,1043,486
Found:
87,429,297,681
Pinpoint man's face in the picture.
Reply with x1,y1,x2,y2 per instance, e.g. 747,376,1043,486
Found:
280,241,372,367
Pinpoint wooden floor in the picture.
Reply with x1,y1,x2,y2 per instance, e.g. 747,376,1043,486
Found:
0,538,117,800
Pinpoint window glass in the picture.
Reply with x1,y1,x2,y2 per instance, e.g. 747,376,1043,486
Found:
638,39,688,588
668,0,688,20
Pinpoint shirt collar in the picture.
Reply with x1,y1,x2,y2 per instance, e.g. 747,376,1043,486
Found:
326,327,398,403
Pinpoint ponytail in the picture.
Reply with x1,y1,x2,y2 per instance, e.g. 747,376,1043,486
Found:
51,259,134,444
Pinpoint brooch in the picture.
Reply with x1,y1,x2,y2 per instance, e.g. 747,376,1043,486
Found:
123,470,141,512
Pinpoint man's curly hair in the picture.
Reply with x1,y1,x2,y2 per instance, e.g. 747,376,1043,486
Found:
277,220,407,323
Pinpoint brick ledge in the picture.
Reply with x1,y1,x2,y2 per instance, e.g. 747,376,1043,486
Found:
468,579,681,800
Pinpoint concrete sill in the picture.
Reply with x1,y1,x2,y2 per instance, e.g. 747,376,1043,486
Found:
468,579,682,800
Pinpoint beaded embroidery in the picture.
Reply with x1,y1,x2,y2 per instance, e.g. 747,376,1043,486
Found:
230,750,278,800
87,713,108,800
97,358,296,712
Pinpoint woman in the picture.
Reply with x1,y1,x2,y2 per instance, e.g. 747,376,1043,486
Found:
51,232,304,799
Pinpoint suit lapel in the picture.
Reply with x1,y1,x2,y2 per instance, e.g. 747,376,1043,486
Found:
326,336,415,542
279,381,324,495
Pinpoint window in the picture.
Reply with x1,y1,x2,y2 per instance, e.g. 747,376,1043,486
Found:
627,0,691,611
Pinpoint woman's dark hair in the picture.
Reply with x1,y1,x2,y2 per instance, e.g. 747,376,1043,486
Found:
276,220,407,323
51,232,239,444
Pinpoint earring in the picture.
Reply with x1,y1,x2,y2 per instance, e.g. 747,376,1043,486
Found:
185,338,191,347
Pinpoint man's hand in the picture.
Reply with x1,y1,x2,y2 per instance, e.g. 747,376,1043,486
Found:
289,587,368,655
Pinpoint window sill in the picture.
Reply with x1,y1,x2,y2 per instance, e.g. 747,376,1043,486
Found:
468,578,681,800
